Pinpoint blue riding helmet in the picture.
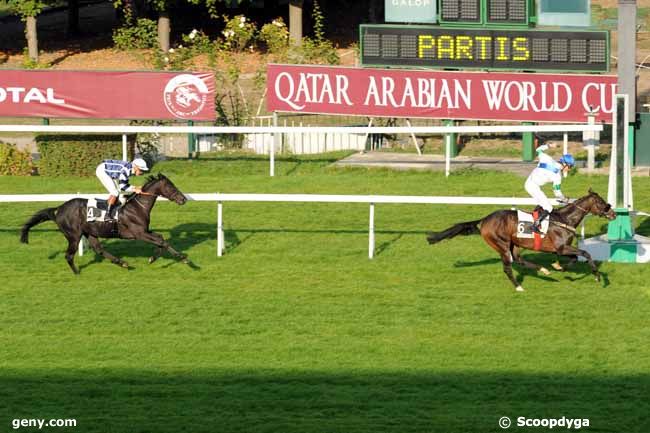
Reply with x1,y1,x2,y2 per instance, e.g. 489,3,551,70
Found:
559,154,575,167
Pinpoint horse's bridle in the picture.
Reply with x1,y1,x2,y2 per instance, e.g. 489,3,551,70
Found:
575,202,612,218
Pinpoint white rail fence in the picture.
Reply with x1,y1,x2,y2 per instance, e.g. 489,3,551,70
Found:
1,193,561,259
0,124,603,177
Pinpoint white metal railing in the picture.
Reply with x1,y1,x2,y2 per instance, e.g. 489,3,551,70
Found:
0,123,604,177
2,193,557,259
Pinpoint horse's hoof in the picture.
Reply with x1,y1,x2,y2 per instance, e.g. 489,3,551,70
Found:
148,256,157,264
551,261,564,271
182,258,190,265
121,262,129,268
515,285,525,292
595,274,601,282
539,267,551,276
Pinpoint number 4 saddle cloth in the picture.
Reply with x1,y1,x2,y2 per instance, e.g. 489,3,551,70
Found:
86,198,119,222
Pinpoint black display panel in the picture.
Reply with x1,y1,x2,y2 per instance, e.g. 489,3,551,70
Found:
360,25,609,72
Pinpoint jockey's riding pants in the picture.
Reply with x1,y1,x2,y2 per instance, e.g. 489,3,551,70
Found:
96,164,120,197
524,177,553,212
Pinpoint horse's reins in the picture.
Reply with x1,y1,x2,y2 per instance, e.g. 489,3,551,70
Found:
550,220,576,234
132,191,156,209
133,189,182,209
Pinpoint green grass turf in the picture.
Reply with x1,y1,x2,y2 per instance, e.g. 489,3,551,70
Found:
1,153,649,433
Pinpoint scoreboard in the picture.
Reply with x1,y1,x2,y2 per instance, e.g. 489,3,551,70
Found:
360,24,609,72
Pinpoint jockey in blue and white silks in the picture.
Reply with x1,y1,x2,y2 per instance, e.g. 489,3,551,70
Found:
524,141,575,233
95,158,149,213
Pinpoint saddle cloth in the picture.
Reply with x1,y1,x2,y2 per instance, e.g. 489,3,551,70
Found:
516,210,549,239
86,198,119,222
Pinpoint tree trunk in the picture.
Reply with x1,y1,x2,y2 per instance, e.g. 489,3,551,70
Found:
67,0,80,36
26,16,38,62
158,11,170,53
368,0,377,23
289,0,303,46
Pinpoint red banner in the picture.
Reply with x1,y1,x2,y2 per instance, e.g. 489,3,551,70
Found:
0,70,215,120
267,64,617,123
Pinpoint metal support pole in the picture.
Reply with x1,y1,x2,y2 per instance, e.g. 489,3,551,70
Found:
363,118,373,151
522,122,535,161
271,112,277,177
563,132,568,178
584,111,598,173
188,120,195,158
217,201,223,257
368,203,375,259
444,120,457,157
122,133,128,161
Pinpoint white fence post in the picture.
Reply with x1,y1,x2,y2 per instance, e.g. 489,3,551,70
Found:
122,134,128,161
77,191,85,256
217,201,223,257
445,134,451,178
271,112,277,177
369,203,375,259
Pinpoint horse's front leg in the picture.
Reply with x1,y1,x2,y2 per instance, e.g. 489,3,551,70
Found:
557,245,600,282
137,231,188,263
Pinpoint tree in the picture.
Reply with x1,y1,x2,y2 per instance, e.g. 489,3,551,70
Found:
67,0,80,36
7,0,48,62
114,0,237,53
289,0,303,46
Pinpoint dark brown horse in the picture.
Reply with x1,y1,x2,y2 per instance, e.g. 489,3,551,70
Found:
426,189,616,291
20,174,188,274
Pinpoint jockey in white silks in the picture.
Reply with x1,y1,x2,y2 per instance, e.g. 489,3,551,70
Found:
95,158,149,215
524,141,575,234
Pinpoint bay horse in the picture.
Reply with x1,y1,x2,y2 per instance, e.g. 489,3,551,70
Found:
20,173,189,274
426,189,616,291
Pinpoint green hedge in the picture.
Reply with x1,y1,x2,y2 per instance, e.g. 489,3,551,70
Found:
36,135,135,176
0,141,33,176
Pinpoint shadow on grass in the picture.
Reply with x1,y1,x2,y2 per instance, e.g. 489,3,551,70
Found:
14,225,425,270
453,253,609,287
0,370,647,433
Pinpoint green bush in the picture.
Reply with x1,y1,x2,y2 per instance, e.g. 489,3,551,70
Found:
0,141,33,175
113,18,158,50
36,135,135,176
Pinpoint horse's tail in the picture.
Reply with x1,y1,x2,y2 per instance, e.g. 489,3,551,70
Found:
427,219,482,245
20,207,57,244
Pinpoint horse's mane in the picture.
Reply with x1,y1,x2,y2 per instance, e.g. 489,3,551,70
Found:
143,173,167,189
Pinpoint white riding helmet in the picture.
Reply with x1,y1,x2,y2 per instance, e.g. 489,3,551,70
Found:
132,158,149,171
